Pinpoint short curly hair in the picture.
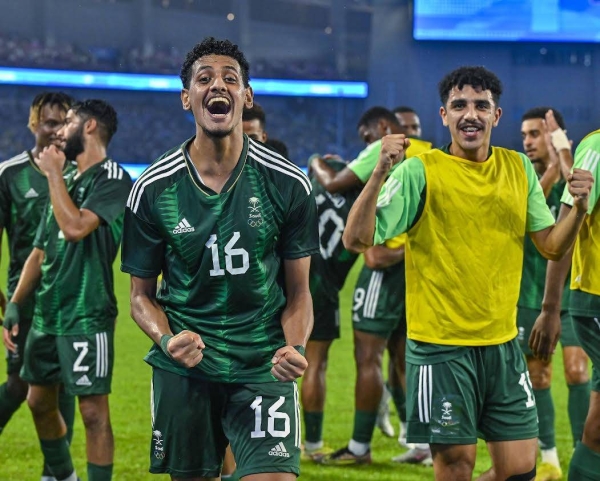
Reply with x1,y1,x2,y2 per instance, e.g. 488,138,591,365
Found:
180,37,250,89
28,92,73,134
438,66,503,107
71,99,118,146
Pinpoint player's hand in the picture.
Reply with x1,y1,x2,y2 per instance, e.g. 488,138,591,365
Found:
529,310,561,362
164,330,205,368
270,346,308,382
545,110,572,153
567,168,594,212
2,302,20,353
376,135,410,175
36,145,66,177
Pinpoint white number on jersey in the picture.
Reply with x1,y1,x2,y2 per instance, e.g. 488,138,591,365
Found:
205,231,250,277
73,342,89,372
518,371,535,408
250,396,290,438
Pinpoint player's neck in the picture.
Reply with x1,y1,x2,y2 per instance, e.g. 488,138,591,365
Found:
449,142,491,163
75,144,107,174
189,133,244,193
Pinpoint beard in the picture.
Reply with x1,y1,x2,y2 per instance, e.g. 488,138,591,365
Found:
62,126,85,160
201,125,234,139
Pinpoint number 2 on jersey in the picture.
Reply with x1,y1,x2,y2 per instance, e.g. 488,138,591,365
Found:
205,232,249,276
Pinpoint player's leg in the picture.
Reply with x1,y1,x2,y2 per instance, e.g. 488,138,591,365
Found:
57,331,115,481
387,324,406,442
404,351,480,479
568,316,600,481
224,381,301,480
21,327,78,481
477,439,538,480
561,312,591,447
0,318,31,435
151,368,229,479
221,445,237,479
300,306,338,459
478,339,538,480
518,307,561,479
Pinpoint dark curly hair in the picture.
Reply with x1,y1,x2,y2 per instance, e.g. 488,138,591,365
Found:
438,66,503,107
71,99,118,146
180,37,250,89
522,106,566,130
356,106,398,130
28,91,73,134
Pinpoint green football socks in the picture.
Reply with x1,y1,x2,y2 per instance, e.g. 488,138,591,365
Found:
303,410,324,444
568,442,600,480
534,388,556,450
568,381,590,446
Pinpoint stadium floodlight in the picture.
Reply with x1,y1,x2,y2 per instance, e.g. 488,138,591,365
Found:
0,67,368,98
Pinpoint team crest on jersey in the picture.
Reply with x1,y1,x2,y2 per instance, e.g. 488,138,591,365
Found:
248,197,263,227
152,430,165,459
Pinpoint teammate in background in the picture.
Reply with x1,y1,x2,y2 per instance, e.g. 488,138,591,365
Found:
265,138,289,159
0,92,76,481
242,102,268,142
531,128,600,481
343,65,593,480
121,37,318,480
393,106,423,139
301,155,361,460
4,99,132,481
518,107,590,481
312,107,431,465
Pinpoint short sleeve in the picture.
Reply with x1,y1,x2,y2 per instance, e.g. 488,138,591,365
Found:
561,131,600,214
519,153,556,232
373,157,426,244
280,182,320,259
81,164,133,225
120,206,165,278
347,141,381,183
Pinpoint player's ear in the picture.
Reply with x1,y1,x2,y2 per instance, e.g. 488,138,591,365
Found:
440,106,448,126
244,85,254,109
493,107,502,127
181,89,191,111
85,117,97,135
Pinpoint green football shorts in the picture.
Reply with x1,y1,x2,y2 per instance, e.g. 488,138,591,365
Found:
150,368,301,478
517,307,580,356
572,316,600,392
405,338,539,444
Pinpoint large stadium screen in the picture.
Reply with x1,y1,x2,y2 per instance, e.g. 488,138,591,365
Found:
413,0,600,42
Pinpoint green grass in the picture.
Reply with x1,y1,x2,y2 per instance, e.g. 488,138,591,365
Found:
0,256,579,480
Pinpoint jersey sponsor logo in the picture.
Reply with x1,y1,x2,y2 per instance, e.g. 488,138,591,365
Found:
75,374,92,386
173,218,195,234
248,197,263,227
268,441,290,458
24,187,39,198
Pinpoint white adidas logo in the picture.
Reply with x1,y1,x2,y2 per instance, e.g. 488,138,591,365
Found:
25,187,39,198
268,441,290,458
173,218,195,235
75,375,92,386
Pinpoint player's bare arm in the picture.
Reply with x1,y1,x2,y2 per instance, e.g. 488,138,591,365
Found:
343,134,409,253
271,256,312,382
310,156,362,194
529,168,593,260
2,247,44,351
37,145,101,242
363,244,405,270
130,276,204,369
529,203,574,362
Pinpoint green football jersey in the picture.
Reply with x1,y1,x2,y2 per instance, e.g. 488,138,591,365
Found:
0,151,53,318
121,136,319,384
33,158,132,335
310,159,361,310
518,179,569,310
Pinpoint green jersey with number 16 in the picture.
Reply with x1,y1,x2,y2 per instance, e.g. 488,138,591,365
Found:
121,136,319,384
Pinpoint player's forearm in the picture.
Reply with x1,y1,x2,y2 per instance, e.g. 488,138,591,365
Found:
130,292,172,345
540,205,586,260
280,289,313,348
557,149,574,180
46,171,87,240
343,169,387,253
364,245,405,269
310,157,342,194
540,249,572,314
10,247,44,304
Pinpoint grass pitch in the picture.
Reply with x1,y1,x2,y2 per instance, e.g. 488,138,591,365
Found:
0,255,579,480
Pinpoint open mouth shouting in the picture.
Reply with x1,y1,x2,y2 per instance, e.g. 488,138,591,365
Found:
206,96,232,118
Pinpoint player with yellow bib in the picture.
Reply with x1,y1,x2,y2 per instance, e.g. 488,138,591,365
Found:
343,66,594,481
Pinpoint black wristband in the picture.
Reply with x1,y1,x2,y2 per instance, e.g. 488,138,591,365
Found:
293,344,306,357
